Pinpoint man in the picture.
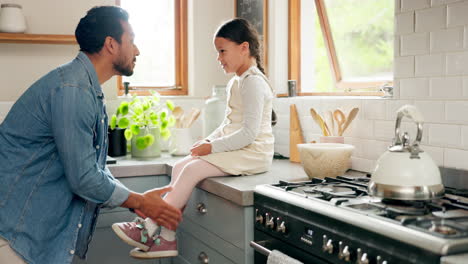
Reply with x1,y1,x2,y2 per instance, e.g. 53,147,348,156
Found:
0,6,181,264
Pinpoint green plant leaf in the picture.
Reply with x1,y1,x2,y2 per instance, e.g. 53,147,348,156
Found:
146,134,155,146
130,124,140,136
159,111,167,120
161,129,171,140
118,117,129,129
142,102,150,111
135,136,147,149
168,115,176,127
119,102,129,115
150,112,158,122
161,119,168,130
166,100,175,111
110,115,117,129
124,129,133,140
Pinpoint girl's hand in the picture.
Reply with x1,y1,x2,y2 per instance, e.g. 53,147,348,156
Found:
190,143,212,156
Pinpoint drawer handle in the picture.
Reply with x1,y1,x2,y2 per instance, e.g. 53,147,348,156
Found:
198,251,209,263
197,203,207,214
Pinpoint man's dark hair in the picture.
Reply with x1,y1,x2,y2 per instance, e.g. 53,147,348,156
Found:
75,6,129,54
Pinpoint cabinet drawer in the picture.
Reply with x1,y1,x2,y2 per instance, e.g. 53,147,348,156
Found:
184,188,246,248
177,229,235,264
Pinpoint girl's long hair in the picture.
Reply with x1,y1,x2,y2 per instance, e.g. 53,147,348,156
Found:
215,18,277,126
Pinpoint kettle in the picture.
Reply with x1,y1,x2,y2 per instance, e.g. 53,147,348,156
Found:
368,105,444,200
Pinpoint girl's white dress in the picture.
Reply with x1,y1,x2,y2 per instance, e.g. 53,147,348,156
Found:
200,66,275,175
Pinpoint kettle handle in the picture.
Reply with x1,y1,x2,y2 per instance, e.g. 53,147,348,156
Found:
393,105,423,157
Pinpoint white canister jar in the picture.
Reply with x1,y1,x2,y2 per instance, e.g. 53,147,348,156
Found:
0,4,27,33
203,85,226,137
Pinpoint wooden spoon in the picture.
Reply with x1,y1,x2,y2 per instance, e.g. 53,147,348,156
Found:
310,108,330,136
333,109,346,136
172,106,184,128
341,107,359,135
185,108,201,128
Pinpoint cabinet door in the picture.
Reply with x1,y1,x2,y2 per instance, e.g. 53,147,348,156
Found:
176,230,235,264
73,175,172,264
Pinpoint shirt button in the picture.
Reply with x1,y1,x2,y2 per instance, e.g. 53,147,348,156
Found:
70,250,75,255
78,223,82,228
96,145,100,149
101,119,104,123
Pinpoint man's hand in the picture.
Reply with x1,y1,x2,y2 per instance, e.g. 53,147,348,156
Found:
122,187,182,230
190,143,212,156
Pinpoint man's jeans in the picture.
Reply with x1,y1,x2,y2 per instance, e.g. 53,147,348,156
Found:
0,238,26,264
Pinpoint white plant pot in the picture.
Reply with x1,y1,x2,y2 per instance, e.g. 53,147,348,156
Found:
131,127,161,158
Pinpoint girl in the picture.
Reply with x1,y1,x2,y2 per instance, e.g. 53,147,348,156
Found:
112,18,275,259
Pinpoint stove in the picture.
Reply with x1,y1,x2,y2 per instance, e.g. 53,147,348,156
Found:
252,174,468,264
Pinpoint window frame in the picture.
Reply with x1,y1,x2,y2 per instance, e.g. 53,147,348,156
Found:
286,0,390,97
115,0,188,96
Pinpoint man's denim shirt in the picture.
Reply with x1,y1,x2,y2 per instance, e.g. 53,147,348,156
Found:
0,52,130,264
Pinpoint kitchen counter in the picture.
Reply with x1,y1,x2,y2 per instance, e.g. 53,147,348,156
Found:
108,153,366,206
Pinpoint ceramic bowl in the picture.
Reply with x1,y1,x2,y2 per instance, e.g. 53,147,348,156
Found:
297,143,354,179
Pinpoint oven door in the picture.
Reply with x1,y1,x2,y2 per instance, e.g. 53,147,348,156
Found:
252,230,331,264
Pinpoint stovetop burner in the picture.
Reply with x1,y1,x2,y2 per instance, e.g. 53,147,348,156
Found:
270,176,468,238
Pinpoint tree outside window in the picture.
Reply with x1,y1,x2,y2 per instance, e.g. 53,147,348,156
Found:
290,0,394,95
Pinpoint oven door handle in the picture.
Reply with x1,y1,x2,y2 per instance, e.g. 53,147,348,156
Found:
250,241,272,256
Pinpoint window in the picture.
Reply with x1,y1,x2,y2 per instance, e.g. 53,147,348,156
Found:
117,0,187,96
289,0,394,96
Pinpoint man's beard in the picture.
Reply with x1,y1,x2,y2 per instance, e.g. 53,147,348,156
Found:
114,58,134,76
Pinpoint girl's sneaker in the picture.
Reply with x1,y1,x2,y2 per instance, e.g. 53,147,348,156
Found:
130,236,178,259
111,218,154,251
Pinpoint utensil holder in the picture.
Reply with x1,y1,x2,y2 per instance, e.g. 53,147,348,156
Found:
319,136,344,144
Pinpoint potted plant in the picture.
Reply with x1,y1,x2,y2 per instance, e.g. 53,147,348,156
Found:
110,92,176,158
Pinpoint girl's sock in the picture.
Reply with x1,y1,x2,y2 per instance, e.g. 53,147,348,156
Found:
160,227,176,241
144,218,158,237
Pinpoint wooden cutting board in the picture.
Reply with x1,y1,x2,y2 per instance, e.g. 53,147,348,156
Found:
289,104,304,163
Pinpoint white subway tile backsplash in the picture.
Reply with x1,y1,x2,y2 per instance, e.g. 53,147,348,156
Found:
463,77,468,96
396,12,415,35
446,101,468,123
400,78,430,98
401,0,431,11
414,100,445,122
430,76,463,98
415,54,446,76
374,120,395,141
401,33,430,55
415,6,446,32
350,157,376,173
394,56,414,78
430,27,464,52
448,1,468,27
349,119,374,139
394,36,401,57
420,144,444,166
361,140,389,160
362,100,387,120
460,126,468,148
444,148,468,169
446,51,468,75
432,0,463,6
428,123,461,146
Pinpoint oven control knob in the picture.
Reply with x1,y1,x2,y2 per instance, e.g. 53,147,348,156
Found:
376,256,388,264
255,209,263,224
338,241,350,262
322,235,333,254
357,248,369,264
265,213,275,229
276,219,286,233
